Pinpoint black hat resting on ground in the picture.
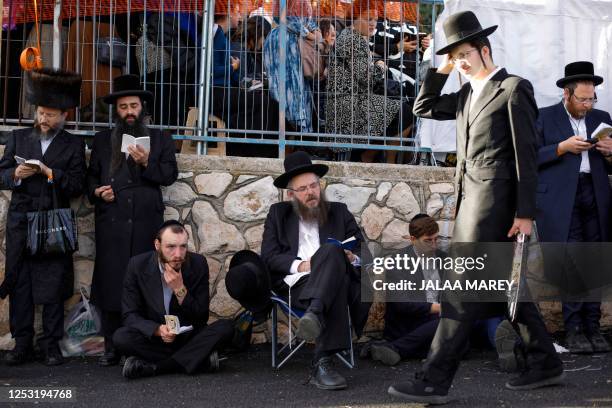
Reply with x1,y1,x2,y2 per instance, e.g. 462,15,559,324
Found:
103,74,154,105
436,10,497,55
273,151,329,189
26,68,82,110
556,61,604,88
225,250,272,315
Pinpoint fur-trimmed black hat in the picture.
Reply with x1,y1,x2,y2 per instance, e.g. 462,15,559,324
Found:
26,68,82,110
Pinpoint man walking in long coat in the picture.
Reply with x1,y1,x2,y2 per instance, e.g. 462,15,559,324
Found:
87,74,178,366
388,11,563,404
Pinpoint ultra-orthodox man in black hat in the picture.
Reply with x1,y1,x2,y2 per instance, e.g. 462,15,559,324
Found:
388,11,564,404
0,68,86,366
87,74,178,366
535,61,612,354
257,151,372,390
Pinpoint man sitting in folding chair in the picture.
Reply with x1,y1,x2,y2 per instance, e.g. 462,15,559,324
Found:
260,151,372,390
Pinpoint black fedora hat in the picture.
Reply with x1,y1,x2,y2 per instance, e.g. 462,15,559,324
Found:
273,151,329,189
226,250,271,314
556,61,604,88
436,11,497,55
103,74,154,105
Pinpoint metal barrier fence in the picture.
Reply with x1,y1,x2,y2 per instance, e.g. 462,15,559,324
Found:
0,0,444,163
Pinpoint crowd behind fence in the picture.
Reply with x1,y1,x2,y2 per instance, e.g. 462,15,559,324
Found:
0,0,445,163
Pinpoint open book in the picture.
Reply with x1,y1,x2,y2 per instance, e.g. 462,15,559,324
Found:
14,155,42,170
326,236,358,251
164,315,193,335
592,122,612,141
121,134,151,153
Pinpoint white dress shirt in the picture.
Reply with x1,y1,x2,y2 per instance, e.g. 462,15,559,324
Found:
564,105,590,173
469,66,502,112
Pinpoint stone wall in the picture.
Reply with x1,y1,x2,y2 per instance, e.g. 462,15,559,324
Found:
0,155,610,347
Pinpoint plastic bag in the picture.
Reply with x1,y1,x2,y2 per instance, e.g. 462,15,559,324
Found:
64,287,100,338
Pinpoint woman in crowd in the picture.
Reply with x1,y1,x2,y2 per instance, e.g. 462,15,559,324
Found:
263,0,320,133
325,1,413,163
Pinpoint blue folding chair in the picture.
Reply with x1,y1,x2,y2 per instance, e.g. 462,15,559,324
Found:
270,293,355,369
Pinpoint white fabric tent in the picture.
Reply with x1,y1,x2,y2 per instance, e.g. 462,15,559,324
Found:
418,0,612,152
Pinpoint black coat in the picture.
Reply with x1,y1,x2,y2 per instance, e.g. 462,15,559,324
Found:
260,201,367,291
414,68,539,242
536,102,612,242
0,128,86,302
87,128,178,311
121,251,210,338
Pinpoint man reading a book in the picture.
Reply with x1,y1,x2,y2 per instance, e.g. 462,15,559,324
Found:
87,74,178,367
0,68,86,366
259,151,372,390
535,61,612,354
113,220,235,379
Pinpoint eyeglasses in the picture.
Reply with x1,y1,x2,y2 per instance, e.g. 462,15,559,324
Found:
37,111,60,119
449,48,478,64
287,181,320,194
571,94,598,105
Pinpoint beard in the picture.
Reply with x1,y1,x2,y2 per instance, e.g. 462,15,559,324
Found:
33,118,64,141
109,111,149,176
566,99,592,119
291,191,329,225
157,249,186,272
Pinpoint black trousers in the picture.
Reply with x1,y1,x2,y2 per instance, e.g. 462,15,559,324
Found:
279,243,371,356
100,309,123,350
389,318,439,360
422,301,561,390
113,319,234,374
9,263,63,352
563,173,602,333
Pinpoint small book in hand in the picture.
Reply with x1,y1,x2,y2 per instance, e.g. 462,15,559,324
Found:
592,122,612,141
326,236,358,251
121,134,151,153
14,155,42,170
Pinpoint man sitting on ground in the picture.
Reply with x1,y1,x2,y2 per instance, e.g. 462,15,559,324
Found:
114,220,234,379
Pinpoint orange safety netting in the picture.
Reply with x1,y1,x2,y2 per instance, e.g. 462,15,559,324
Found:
2,0,416,25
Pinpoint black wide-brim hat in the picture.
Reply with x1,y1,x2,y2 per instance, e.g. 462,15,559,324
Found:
103,74,154,105
27,68,82,110
556,61,604,88
226,250,271,314
273,151,329,189
436,11,497,55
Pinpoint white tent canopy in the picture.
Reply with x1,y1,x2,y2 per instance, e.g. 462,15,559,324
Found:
418,0,612,152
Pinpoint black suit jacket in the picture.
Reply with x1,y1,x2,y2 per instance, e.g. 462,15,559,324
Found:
414,68,539,242
261,201,366,291
0,128,85,300
121,251,210,339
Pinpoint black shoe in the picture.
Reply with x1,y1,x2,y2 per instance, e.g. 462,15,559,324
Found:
566,330,594,354
388,374,451,405
296,312,322,341
43,346,64,366
4,348,34,366
495,320,525,372
587,331,611,353
310,356,347,390
371,343,401,366
98,349,120,367
505,366,564,390
122,356,157,379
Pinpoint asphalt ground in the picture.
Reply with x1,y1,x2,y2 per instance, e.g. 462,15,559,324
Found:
1,337,611,408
